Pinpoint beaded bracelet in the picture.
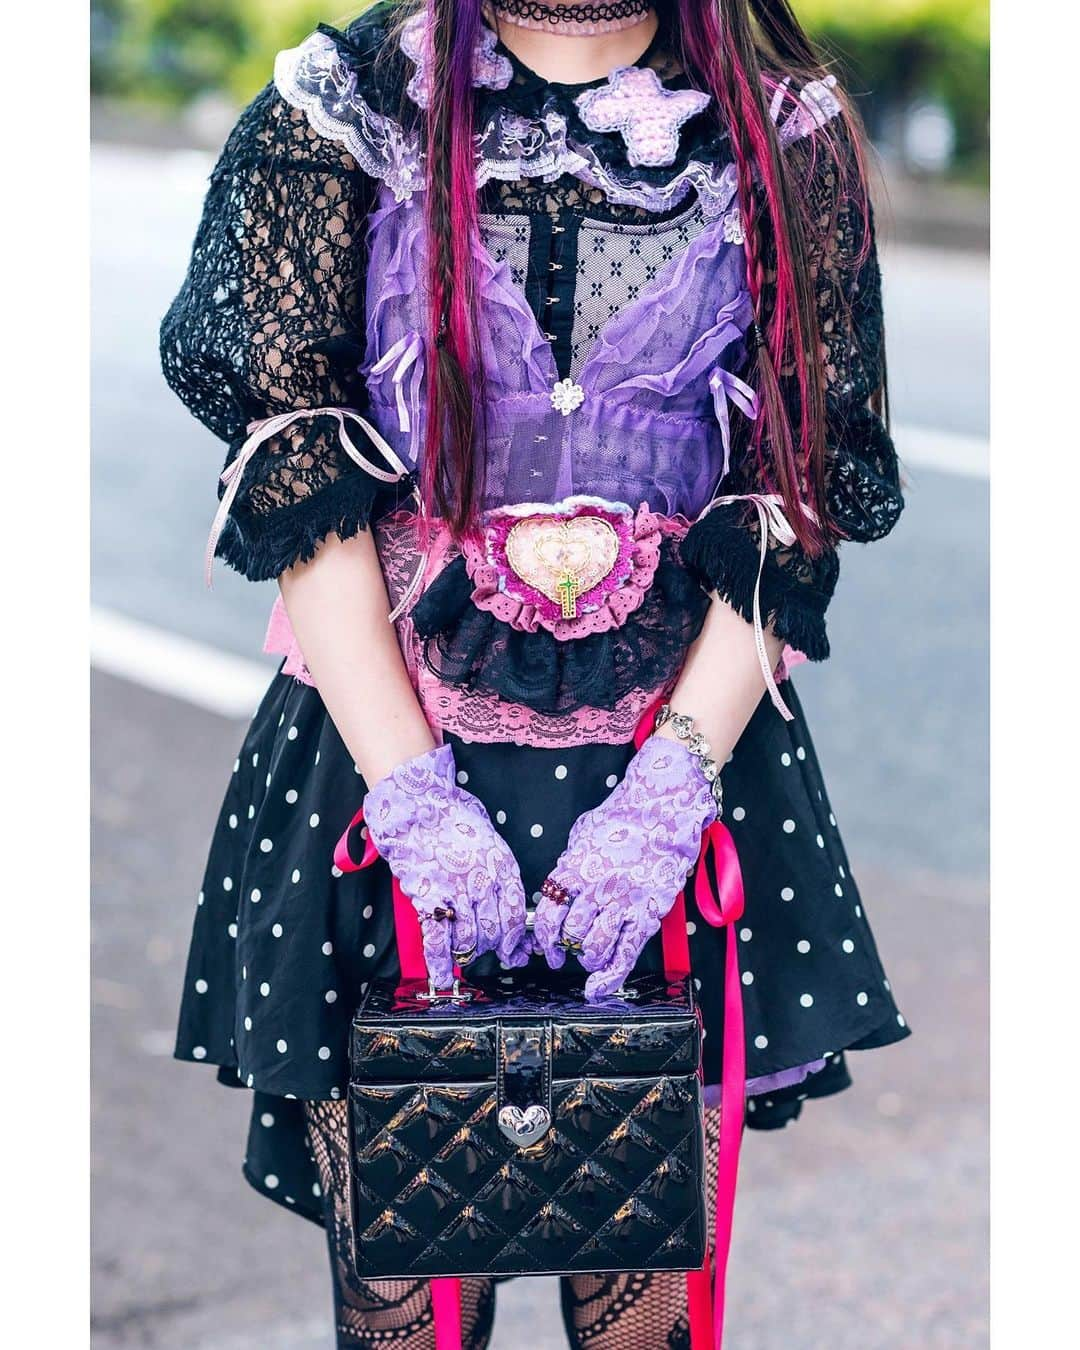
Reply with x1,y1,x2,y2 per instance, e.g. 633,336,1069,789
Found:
654,703,724,816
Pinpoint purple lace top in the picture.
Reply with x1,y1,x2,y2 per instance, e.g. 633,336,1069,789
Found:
161,3,902,748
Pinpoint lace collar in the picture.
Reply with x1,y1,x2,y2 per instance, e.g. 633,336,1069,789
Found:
274,5,839,215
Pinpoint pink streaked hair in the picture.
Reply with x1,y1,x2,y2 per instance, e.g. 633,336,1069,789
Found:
410,0,876,553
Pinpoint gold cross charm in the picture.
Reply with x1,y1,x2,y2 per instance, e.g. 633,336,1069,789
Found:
556,572,580,620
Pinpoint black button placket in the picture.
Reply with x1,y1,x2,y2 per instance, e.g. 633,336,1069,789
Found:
524,207,580,382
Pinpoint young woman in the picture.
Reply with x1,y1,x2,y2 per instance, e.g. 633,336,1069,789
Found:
163,1,909,1344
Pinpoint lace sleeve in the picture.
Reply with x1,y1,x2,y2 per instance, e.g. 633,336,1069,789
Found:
682,129,902,661
160,82,402,582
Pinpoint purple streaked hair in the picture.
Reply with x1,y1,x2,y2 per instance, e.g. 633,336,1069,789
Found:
408,0,875,552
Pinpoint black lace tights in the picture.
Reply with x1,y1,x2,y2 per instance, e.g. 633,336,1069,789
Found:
304,1102,721,1350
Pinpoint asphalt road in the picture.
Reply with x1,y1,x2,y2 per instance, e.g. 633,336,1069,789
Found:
91,143,989,1347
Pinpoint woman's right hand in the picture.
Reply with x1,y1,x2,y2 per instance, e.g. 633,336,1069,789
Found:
363,744,531,987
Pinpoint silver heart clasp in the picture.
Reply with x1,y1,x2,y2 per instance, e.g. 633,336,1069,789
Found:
497,1103,552,1147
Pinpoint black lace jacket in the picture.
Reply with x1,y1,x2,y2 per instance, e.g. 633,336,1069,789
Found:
160,2,902,664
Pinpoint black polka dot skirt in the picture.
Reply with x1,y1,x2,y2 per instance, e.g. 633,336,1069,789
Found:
175,670,910,1224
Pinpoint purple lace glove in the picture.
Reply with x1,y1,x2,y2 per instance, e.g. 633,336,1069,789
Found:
534,736,715,999
364,745,530,988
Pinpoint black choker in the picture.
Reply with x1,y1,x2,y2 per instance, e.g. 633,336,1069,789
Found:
489,0,654,35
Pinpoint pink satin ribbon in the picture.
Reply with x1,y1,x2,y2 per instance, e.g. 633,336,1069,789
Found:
696,491,821,722
204,405,414,587
331,732,747,1350
369,332,425,460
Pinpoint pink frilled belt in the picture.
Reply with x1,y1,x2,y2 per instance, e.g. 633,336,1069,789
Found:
331,703,747,1350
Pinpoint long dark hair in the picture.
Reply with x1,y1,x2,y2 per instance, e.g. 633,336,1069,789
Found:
411,0,872,552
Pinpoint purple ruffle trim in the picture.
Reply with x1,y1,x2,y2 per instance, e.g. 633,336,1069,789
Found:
704,1057,828,1106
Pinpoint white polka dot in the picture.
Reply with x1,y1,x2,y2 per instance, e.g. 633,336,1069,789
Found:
754,1034,769,1050
739,927,752,942
331,865,343,879
247,805,255,820
780,886,795,901
259,982,271,997
265,772,271,787
796,747,806,761
287,725,298,741
530,823,544,838
456,770,469,785
271,923,283,938
354,764,362,775
554,764,568,780
322,941,333,956
291,869,301,884
312,1183,322,1198
732,806,747,823
741,970,754,985
192,1045,207,1060
686,920,697,936
228,922,238,938
330,1087,341,1100
842,939,855,953
495,810,508,825
693,978,702,991
796,940,811,954
285,789,299,804
261,1112,275,1127
233,758,240,773
315,751,321,765
829,813,837,826
856,991,869,1006
228,814,238,829
839,865,846,879
265,1173,279,1189
222,876,233,892
780,752,792,766
816,834,825,848
241,966,247,980
854,904,862,918
325,990,338,1004
362,943,376,959
244,1017,252,1031
250,889,261,903
246,1074,254,1087
276,1039,288,1054
194,978,208,994
317,1046,331,1061
197,891,204,907
362,904,373,919
782,819,796,834
799,993,814,1008
884,979,891,992
834,884,844,897
897,1013,907,1027
605,774,619,788
259,838,273,853
252,752,259,767
309,813,320,828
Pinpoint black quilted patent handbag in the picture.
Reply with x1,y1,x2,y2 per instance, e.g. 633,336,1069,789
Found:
335,805,748,1350
348,971,706,1279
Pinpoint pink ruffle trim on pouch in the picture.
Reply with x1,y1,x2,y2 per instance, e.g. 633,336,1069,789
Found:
463,498,675,640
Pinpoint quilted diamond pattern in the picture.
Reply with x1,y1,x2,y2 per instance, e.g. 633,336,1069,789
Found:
348,973,706,1280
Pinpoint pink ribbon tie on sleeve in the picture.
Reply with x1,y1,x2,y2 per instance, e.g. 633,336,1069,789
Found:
204,406,414,587
708,367,759,483
695,492,821,722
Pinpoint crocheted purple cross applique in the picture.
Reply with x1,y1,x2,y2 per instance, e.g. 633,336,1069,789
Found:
575,66,711,169
400,11,513,110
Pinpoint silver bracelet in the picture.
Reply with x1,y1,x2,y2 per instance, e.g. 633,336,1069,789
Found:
654,703,724,816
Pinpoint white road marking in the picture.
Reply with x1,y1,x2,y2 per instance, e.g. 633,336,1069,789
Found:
91,605,272,719
894,423,989,480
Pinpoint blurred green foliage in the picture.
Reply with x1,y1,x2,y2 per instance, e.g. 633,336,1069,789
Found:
91,0,987,173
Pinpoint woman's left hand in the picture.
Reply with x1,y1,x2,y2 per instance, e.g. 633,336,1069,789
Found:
533,736,716,998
